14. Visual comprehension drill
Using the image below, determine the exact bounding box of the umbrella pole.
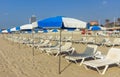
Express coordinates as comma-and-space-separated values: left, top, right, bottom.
32, 30, 35, 56
58, 29, 62, 74
95, 31, 97, 43
32, 30, 35, 57
32, 29, 35, 67
12, 32, 14, 45
72, 31, 73, 43
19, 31, 21, 49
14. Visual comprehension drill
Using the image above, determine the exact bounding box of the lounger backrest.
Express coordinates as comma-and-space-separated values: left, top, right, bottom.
113, 38, 120, 44
88, 37, 94, 41
84, 45, 98, 55
106, 48, 120, 62
40, 39, 44, 43
83, 37, 87, 41
61, 42, 72, 50
68, 36, 72, 39
102, 38, 109, 42
43, 40, 50, 44
48, 36, 53, 39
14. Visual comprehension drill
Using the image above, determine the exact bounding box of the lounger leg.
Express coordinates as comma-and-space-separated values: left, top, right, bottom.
83, 65, 89, 70
66, 59, 70, 63
102, 65, 108, 75
80, 58, 85, 66
46, 51, 53, 56
74, 60, 78, 64
93, 56, 96, 60
47, 52, 50, 55
55, 52, 60, 57
71, 48, 75, 54
67, 52, 71, 55
96, 65, 108, 75
65, 59, 77, 64
117, 63, 120, 67
96, 67, 101, 74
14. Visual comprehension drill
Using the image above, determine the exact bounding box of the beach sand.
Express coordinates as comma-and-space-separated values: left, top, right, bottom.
0, 33, 120, 77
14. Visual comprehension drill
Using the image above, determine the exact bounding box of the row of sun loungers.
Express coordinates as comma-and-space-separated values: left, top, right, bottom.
6, 34, 120, 47
74, 37, 120, 47
5, 35, 75, 56
4, 35, 120, 75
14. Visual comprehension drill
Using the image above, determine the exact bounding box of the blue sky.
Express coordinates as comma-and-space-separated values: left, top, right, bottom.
0, 0, 120, 29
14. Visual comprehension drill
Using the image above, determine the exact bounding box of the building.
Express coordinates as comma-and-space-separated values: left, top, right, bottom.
29, 15, 37, 24
90, 21, 98, 26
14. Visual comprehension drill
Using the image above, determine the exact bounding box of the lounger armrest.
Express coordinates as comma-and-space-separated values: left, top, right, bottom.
95, 51, 106, 59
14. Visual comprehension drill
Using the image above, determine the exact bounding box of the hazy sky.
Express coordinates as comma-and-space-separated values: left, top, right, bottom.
0, 0, 120, 29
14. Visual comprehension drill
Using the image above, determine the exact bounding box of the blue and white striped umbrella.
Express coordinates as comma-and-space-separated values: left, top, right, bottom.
52, 29, 58, 32
89, 26, 106, 31
37, 16, 87, 29
20, 24, 36, 30
0, 29, 2, 33
10, 26, 20, 32
66, 28, 76, 31
43, 29, 48, 33
33, 16, 87, 74
2, 30, 7, 33
2, 29, 10, 33
89, 26, 101, 31
10, 24, 37, 32
7, 29, 11, 33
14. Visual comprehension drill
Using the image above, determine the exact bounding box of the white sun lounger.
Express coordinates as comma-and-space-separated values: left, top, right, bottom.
86, 37, 95, 44
65, 45, 98, 65
33, 40, 51, 48
39, 41, 60, 53
104, 38, 120, 47
76, 37, 87, 43
97, 38, 109, 46
46, 42, 75, 56
83, 48, 120, 75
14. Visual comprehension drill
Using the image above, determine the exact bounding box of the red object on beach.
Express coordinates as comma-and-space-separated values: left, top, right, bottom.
81, 29, 86, 34
81, 29, 91, 35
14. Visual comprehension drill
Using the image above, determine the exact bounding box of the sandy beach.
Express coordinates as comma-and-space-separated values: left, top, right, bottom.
0, 33, 120, 77
0, 0, 120, 77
